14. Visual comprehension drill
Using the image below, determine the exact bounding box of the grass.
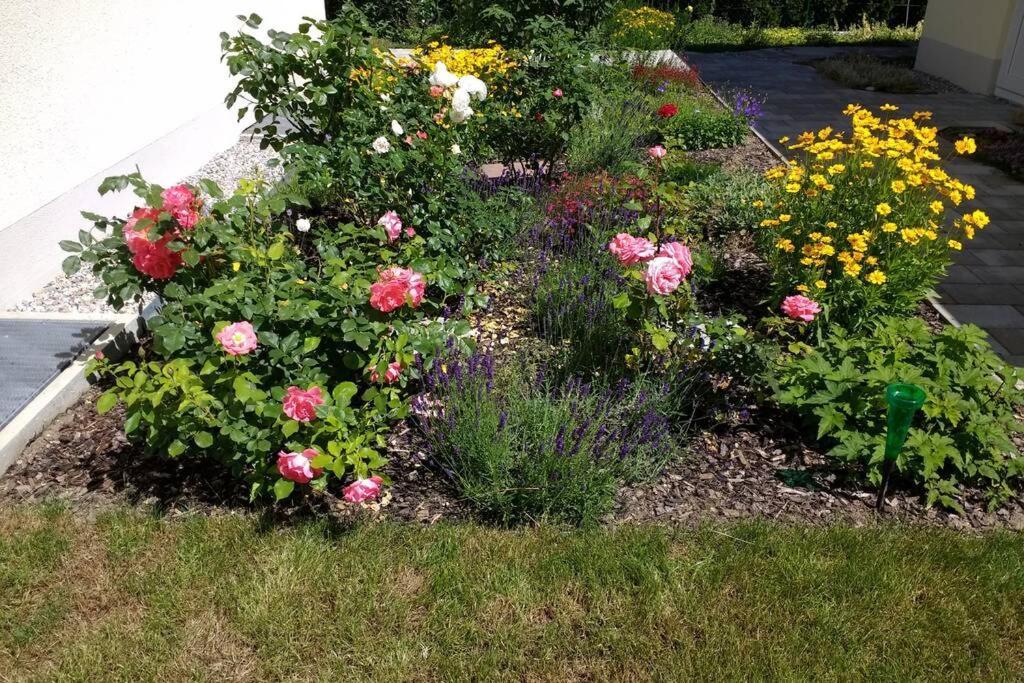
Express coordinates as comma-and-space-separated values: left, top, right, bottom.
2, 503, 1024, 680
810, 53, 932, 94
673, 18, 921, 53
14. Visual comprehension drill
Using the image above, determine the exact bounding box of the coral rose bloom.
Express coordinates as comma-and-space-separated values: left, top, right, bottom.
123, 207, 162, 254
370, 361, 402, 384
370, 267, 425, 312
161, 184, 200, 229
658, 241, 693, 279
277, 448, 322, 484
781, 295, 821, 322
608, 233, 656, 266
343, 475, 384, 503
645, 256, 684, 295
657, 103, 678, 118
282, 385, 324, 422
132, 236, 183, 280
216, 321, 258, 356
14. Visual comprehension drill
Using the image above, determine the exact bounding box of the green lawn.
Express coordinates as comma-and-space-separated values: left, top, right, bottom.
2, 504, 1023, 680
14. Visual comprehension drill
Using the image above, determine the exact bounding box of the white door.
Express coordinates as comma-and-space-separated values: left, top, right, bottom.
996, 0, 1024, 101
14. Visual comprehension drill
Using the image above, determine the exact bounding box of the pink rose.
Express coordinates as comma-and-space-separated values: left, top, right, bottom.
608, 233, 656, 266
781, 294, 821, 322
377, 211, 403, 243
404, 226, 416, 237
429, 85, 445, 97
370, 267, 425, 312
657, 242, 693, 280
343, 475, 383, 503
404, 135, 414, 145
277, 448, 322, 484
416, 130, 428, 140
161, 184, 200, 230
282, 385, 324, 422
645, 256, 684, 295
648, 145, 667, 160
216, 321, 258, 356
370, 361, 402, 384
552, 88, 563, 98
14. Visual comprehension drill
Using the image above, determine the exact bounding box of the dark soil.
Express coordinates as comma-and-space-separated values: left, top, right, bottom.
689, 133, 778, 174
941, 126, 1024, 183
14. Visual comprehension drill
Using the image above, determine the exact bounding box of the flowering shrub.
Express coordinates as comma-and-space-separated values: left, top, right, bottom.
775, 317, 1023, 511
632, 63, 701, 92
758, 105, 986, 330
412, 41, 518, 91
607, 6, 677, 48
68, 173, 474, 502
415, 353, 675, 525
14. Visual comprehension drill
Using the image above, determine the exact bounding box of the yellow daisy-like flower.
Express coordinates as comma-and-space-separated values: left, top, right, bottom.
827, 164, 846, 175
785, 182, 801, 193
929, 200, 944, 214
880, 103, 899, 111
752, 200, 765, 208
778, 136, 790, 144
779, 214, 792, 223
815, 280, 827, 289
775, 238, 795, 253
948, 239, 963, 251
971, 210, 990, 228
825, 221, 838, 229
875, 202, 892, 216
881, 221, 897, 233
861, 160, 875, 169
844, 262, 862, 277
954, 137, 977, 155
843, 103, 862, 115
796, 284, 810, 292
890, 180, 906, 193
865, 270, 887, 285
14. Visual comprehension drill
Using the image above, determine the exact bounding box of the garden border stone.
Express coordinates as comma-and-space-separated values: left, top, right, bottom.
0, 302, 157, 478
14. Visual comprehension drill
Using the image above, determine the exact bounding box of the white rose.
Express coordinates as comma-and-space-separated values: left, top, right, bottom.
295, 218, 311, 233
391, 119, 404, 136
457, 75, 487, 101
450, 105, 472, 124
450, 143, 461, 155
372, 136, 391, 154
429, 61, 458, 88
379, 93, 391, 102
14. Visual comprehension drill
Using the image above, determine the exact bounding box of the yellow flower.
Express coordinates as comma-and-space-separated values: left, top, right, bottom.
826, 221, 838, 229
971, 210, 990, 228
815, 280, 827, 289
875, 202, 892, 216
778, 136, 790, 144
785, 182, 801, 193
890, 180, 906, 193
843, 104, 862, 115
948, 239, 963, 251
880, 103, 899, 111
954, 137, 977, 155
844, 262, 863, 277
827, 164, 846, 175
861, 160, 875, 169
752, 200, 765, 208
881, 221, 897, 233
929, 200, 943, 214
775, 238, 795, 253
865, 270, 887, 285
232, 262, 241, 272
779, 214, 792, 223
796, 284, 810, 293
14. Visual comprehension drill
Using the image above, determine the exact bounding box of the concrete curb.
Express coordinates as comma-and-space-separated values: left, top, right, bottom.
680, 50, 967, 332
0, 305, 154, 479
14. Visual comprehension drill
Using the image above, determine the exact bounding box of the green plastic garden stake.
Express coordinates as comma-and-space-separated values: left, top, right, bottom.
876, 383, 926, 510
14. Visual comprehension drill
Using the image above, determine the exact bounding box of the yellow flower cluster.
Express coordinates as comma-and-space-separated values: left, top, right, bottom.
758, 105, 990, 310
411, 41, 518, 85
610, 6, 676, 43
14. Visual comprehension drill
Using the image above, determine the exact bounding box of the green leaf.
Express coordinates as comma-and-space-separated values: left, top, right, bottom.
282, 420, 300, 437
612, 292, 631, 310
302, 336, 321, 353
96, 392, 118, 414
267, 242, 285, 260
194, 431, 214, 448
333, 381, 358, 407
62, 256, 81, 275
168, 440, 186, 457
273, 478, 295, 500
59, 240, 82, 252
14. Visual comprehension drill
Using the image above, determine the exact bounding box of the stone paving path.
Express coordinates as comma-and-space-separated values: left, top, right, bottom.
686, 46, 1024, 365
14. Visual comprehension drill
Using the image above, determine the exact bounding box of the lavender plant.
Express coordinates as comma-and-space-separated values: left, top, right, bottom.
414, 353, 675, 526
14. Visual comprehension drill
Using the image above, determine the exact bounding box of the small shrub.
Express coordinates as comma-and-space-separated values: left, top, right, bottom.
662, 156, 721, 185
566, 85, 654, 174
416, 355, 676, 525
606, 5, 677, 49
658, 96, 747, 151
811, 54, 929, 94
757, 106, 989, 331
682, 170, 769, 239
774, 317, 1024, 511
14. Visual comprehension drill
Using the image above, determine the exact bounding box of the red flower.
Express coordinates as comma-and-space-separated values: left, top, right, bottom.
657, 103, 678, 118
534, 112, 545, 122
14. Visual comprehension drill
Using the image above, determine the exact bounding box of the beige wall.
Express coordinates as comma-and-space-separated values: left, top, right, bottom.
0, 1, 323, 306
915, 0, 1016, 93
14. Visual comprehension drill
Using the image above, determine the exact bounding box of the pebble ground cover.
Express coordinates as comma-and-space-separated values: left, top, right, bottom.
3, 3, 1024, 678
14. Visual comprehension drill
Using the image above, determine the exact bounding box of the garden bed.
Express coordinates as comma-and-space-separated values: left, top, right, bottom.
5, 9, 1022, 537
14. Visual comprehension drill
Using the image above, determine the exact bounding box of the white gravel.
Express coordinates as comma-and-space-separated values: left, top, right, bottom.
12, 137, 280, 315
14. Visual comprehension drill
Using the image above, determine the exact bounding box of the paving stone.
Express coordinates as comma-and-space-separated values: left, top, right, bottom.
939, 305, 1024, 328
936, 284, 1024, 305
989, 328, 1024, 355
